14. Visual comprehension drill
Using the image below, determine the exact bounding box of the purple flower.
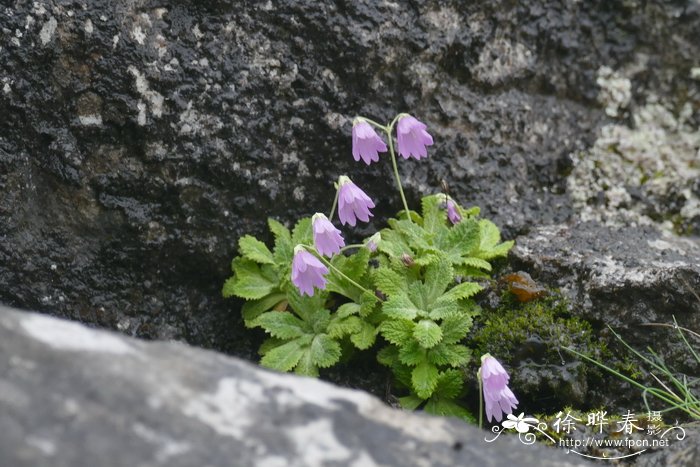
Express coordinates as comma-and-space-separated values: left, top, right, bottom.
291, 247, 329, 297
396, 115, 434, 160
352, 119, 387, 165
337, 176, 375, 226
480, 354, 518, 423
365, 232, 381, 252
446, 200, 461, 225
312, 213, 345, 257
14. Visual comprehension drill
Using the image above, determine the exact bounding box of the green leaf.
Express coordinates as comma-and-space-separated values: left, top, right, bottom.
398, 340, 425, 366
222, 276, 238, 298
359, 292, 378, 317
327, 315, 363, 339
427, 343, 471, 367
460, 257, 492, 271
434, 369, 465, 399
241, 293, 287, 324
336, 303, 361, 318
291, 217, 313, 246
379, 320, 415, 345
252, 311, 308, 339
440, 314, 474, 344
377, 228, 413, 258
424, 259, 453, 304
377, 345, 399, 367
373, 268, 406, 297
441, 281, 483, 301
350, 321, 377, 350
269, 218, 293, 265
424, 399, 475, 422
229, 258, 277, 299
383, 294, 421, 320
477, 219, 500, 250
476, 240, 514, 260
421, 194, 448, 235
286, 287, 326, 322
327, 248, 370, 300
446, 219, 480, 258
399, 395, 424, 411
294, 350, 319, 377
238, 235, 275, 264
412, 361, 439, 399
310, 334, 342, 368
308, 309, 332, 334
389, 219, 432, 252
259, 337, 284, 356
260, 340, 305, 372
413, 320, 443, 349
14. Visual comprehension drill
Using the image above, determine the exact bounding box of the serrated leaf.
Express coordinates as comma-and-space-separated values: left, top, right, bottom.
383, 294, 420, 320
238, 235, 275, 264
310, 334, 342, 368
446, 218, 480, 258
379, 320, 415, 345
241, 293, 287, 324
350, 321, 377, 350
390, 219, 432, 252
258, 337, 284, 356
442, 281, 483, 301
476, 240, 514, 260
398, 340, 425, 366
434, 369, 464, 399
269, 218, 291, 243
359, 292, 378, 317
424, 259, 453, 304
377, 345, 399, 367
377, 228, 413, 258
327, 249, 370, 300
336, 303, 361, 318
291, 217, 313, 246
373, 268, 406, 297
286, 287, 326, 322
229, 258, 277, 299
253, 311, 308, 339
269, 218, 294, 266
260, 340, 305, 372
440, 314, 473, 344
424, 399, 475, 422
327, 315, 363, 339
412, 361, 439, 399
222, 276, 238, 298
294, 350, 319, 377
461, 257, 492, 271
428, 299, 461, 320
399, 395, 424, 410
413, 320, 443, 349
308, 309, 332, 334
421, 194, 448, 235
427, 343, 471, 367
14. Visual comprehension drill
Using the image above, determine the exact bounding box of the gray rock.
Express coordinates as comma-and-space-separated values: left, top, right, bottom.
1, 0, 698, 351
0, 305, 590, 467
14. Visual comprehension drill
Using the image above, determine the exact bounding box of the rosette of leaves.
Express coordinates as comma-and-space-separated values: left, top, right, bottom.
222, 217, 378, 376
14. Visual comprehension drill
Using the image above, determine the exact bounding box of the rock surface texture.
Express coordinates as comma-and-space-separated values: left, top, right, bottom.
1, 1, 699, 353
0, 306, 591, 467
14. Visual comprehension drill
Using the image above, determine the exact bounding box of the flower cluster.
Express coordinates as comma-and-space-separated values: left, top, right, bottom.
291, 113, 434, 297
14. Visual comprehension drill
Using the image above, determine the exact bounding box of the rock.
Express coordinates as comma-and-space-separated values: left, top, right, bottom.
634, 422, 700, 467
1, 1, 699, 352
510, 221, 700, 407
0, 305, 590, 467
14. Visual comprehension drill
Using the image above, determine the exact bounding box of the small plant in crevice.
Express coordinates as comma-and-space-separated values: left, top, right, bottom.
223, 112, 514, 421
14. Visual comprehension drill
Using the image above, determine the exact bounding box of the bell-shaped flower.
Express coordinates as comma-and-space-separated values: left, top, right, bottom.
312, 213, 345, 257
352, 119, 387, 165
337, 176, 375, 226
446, 200, 462, 225
480, 353, 519, 423
396, 115, 434, 160
291, 246, 329, 297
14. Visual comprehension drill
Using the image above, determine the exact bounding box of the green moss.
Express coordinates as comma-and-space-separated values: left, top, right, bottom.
473, 292, 606, 363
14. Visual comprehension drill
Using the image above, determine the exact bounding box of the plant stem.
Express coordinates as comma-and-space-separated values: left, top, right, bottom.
328, 183, 340, 221
359, 117, 387, 132
386, 116, 412, 222
478, 370, 483, 429
338, 243, 366, 253
306, 247, 381, 303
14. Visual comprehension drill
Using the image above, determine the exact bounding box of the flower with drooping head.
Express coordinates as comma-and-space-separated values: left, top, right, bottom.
291, 246, 329, 297
337, 176, 375, 226
480, 353, 519, 423
396, 114, 434, 160
312, 213, 345, 257
352, 119, 387, 165
446, 199, 461, 225
365, 232, 381, 252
